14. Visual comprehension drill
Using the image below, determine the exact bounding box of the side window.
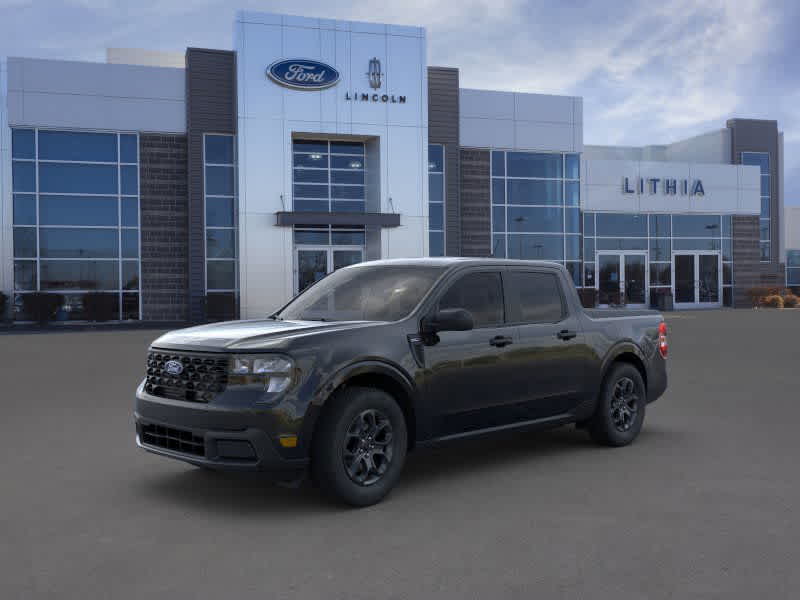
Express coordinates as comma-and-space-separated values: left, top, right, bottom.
439, 272, 504, 328
508, 271, 565, 324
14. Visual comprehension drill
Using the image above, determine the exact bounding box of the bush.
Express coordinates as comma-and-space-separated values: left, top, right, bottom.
762, 295, 784, 308
22, 293, 64, 324
83, 292, 118, 322
782, 294, 799, 308
0, 292, 7, 322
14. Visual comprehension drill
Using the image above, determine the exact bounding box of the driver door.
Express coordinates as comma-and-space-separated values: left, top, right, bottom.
421, 269, 520, 437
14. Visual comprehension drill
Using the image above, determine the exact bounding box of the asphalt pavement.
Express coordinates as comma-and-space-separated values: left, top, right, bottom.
1, 308, 799, 599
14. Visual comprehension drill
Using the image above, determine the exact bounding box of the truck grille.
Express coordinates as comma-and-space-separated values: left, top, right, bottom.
140, 424, 205, 457
145, 350, 229, 403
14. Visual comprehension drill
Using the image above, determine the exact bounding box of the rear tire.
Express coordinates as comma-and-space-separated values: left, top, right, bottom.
588, 363, 646, 447
312, 386, 407, 507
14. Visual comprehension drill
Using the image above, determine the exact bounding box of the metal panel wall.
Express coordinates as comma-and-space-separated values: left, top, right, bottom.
427, 67, 460, 256
186, 48, 237, 322
459, 149, 491, 257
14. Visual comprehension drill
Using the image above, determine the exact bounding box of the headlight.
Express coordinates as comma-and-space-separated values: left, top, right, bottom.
228, 354, 295, 393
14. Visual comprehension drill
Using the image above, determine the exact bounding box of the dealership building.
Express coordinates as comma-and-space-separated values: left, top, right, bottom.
0, 10, 795, 322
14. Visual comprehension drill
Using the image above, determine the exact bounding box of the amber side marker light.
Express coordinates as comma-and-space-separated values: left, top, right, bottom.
279, 435, 298, 448
658, 322, 668, 358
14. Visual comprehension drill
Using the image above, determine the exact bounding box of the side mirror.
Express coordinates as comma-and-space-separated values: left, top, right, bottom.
422, 308, 474, 333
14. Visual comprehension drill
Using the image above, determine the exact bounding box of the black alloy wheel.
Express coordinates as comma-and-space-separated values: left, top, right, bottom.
342, 409, 395, 486
610, 377, 639, 433
588, 363, 646, 446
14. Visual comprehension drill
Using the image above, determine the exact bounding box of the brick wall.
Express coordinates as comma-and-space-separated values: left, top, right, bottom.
139, 134, 189, 321
459, 149, 491, 257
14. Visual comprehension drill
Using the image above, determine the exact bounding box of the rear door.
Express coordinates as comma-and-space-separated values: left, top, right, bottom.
503, 268, 591, 418
422, 269, 520, 437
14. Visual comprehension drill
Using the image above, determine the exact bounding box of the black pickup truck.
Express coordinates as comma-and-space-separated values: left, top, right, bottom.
135, 258, 668, 506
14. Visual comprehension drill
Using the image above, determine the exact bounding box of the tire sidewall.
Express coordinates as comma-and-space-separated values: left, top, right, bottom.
597, 364, 646, 446
313, 387, 408, 506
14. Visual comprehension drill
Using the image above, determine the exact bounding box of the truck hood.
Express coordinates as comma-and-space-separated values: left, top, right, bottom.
150, 318, 381, 352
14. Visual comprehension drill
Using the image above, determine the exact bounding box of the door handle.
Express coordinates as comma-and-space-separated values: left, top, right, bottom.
557, 329, 577, 341
489, 335, 513, 347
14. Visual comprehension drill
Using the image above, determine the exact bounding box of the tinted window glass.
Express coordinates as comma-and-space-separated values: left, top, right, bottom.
508, 271, 564, 323
13, 194, 36, 225
331, 155, 363, 169
673, 214, 721, 237
331, 185, 364, 200
293, 140, 328, 154
120, 134, 138, 163
565, 181, 579, 206
429, 203, 443, 230
429, 232, 444, 258
206, 166, 235, 195
492, 235, 506, 258
507, 234, 564, 260
123, 293, 140, 320
38, 131, 117, 162
294, 168, 328, 184
13, 227, 37, 258
206, 229, 236, 258
40, 260, 119, 290
565, 208, 580, 233
294, 229, 329, 245
507, 153, 562, 178
122, 261, 139, 290
12, 129, 35, 159
294, 184, 329, 199
332, 170, 364, 185
40, 228, 118, 258
649, 214, 671, 237
12, 161, 36, 192
14, 261, 37, 291
331, 230, 365, 245
121, 198, 139, 227
121, 165, 138, 195
332, 201, 365, 212
583, 213, 595, 236
565, 154, 580, 179
205, 135, 234, 164
493, 206, 505, 232
507, 180, 562, 205
721, 215, 732, 237
565, 235, 580, 260
439, 272, 504, 328
207, 260, 237, 290
428, 173, 443, 203
596, 213, 647, 237
491, 151, 505, 177
330, 141, 364, 155
206, 197, 234, 227
596, 238, 647, 251
39, 163, 118, 194
428, 145, 444, 172
40, 195, 118, 226
507, 206, 563, 233
492, 179, 505, 205
121, 229, 139, 258
649, 238, 671, 261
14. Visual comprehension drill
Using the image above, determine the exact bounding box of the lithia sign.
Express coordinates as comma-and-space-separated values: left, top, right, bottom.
267, 57, 406, 103
623, 177, 705, 196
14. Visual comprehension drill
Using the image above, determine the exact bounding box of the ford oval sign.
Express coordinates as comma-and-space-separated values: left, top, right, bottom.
164, 360, 184, 376
267, 59, 340, 90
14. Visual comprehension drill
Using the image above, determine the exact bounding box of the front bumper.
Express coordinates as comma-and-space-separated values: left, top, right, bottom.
134, 386, 309, 476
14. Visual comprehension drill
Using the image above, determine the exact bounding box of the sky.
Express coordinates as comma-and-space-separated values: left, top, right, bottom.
1, 0, 798, 204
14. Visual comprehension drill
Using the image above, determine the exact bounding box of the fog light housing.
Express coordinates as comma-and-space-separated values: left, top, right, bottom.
228, 354, 295, 394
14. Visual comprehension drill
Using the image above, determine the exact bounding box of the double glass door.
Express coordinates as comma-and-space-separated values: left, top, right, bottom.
296, 247, 363, 294
597, 252, 647, 308
673, 252, 721, 308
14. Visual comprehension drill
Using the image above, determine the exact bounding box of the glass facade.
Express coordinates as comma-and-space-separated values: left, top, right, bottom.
742, 152, 771, 261
204, 134, 238, 299
490, 150, 581, 286
428, 144, 445, 257
11, 128, 141, 320
583, 212, 733, 306
788, 250, 800, 287
292, 140, 365, 213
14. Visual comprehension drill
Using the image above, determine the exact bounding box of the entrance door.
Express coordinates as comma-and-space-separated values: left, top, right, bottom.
295, 247, 364, 294
596, 252, 648, 308
672, 252, 721, 308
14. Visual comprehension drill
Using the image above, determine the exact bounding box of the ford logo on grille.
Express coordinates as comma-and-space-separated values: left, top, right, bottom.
267, 59, 340, 90
164, 360, 184, 376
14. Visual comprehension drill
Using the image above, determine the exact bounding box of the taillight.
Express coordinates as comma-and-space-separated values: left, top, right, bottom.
658, 321, 668, 358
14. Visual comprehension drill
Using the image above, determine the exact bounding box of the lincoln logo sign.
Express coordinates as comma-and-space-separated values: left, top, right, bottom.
267, 59, 340, 90
623, 177, 705, 196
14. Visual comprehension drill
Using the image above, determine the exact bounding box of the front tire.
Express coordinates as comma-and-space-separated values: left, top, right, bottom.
312, 386, 407, 507
588, 363, 646, 446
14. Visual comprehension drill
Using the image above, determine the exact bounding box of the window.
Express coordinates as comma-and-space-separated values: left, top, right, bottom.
742, 152, 770, 261
428, 144, 445, 256
292, 140, 365, 212
491, 150, 581, 279
204, 134, 238, 296
507, 271, 565, 323
439, 272, 504, 328
788, 250, 800, 287
11, 128, 140, 320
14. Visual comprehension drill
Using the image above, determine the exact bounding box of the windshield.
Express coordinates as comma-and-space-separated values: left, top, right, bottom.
276, 265, 446, 322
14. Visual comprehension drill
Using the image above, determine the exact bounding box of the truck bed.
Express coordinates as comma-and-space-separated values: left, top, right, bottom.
584, 308, 660, 320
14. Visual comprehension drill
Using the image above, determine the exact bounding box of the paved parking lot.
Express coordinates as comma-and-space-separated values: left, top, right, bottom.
2, 309, 800, 599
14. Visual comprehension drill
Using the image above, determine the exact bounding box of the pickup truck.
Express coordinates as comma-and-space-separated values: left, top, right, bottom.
135, 258, 668, 506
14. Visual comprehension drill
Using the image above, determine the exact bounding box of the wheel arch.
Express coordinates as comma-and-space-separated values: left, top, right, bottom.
302, 361, 419, 451
601, 343, 648, 393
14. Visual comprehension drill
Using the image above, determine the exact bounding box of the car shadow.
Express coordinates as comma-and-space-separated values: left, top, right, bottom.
136, 423, 685, 514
